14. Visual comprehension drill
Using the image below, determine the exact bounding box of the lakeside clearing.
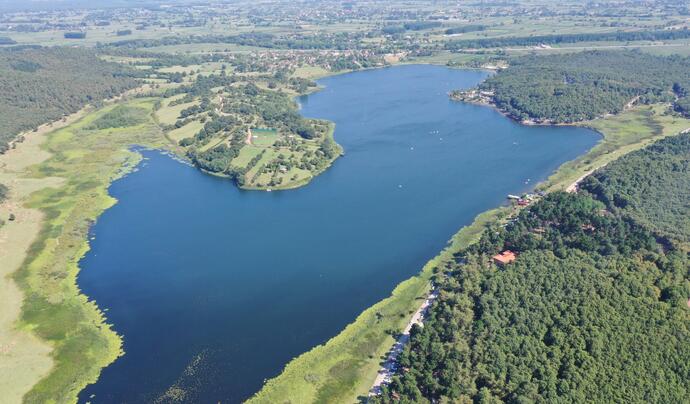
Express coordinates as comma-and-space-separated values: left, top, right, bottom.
5, 98, 165, 403
543, 104, 690, 191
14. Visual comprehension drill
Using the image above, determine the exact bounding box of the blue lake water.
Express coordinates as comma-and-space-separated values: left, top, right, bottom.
77, 65, 599, 403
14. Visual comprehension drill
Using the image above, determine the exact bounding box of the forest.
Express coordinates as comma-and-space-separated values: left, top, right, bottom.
374, 134, 690, 403
445, 28, 690, 50
106, 32, 364, 51
581, 132, 690, 244
475, 51, 690, 123
0, 46, 139, 153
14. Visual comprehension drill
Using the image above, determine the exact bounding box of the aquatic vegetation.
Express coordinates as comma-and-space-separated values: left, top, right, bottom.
14, 99, 164, 403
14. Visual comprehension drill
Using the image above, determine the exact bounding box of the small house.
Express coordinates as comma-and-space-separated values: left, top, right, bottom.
492, 250, 517, 266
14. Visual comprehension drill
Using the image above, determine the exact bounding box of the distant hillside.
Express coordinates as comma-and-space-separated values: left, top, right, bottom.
0, 46, 138, 153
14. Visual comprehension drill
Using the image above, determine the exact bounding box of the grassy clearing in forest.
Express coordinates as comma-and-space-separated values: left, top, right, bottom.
541, 104, 690, 191
155, 97, 200, 126
167, 119, 204, 143
12, 98, 164, 403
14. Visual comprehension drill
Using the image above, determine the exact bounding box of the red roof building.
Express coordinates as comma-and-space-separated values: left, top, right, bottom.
492, 250, 517, 266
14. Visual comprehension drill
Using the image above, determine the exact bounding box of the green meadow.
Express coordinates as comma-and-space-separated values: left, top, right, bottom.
14, 99, 165, 403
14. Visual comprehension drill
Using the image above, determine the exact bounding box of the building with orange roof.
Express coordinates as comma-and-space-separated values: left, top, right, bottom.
492, 250, 517, 266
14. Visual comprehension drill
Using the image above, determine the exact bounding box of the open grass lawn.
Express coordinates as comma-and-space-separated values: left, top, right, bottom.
231, 144, 264, 167
155, 97, 200, 126
250, 128, 279, 147
167, 119, 203, 143
293, 65, 331, 79
244, 148, 278, 179
198, 135, 226, 152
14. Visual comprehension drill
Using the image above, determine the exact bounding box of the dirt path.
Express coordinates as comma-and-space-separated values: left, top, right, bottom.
245, 127, 253, 145
0, 109, 87, 403
565, 169, 596, 193
369, 289, 439, 396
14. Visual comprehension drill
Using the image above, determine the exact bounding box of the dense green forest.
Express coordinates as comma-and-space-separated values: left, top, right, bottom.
105, 32, 364, 51
475, 51, 690, 122
374, 135, 690, 403
0, 46, 139, 153
581, 133, 690, 243
445, 28, 690, 50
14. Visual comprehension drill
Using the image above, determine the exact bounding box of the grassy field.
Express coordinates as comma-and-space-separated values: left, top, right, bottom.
0, 108, 92, 404
10, 99, 165, 403
167, 120, 203, 143
541, 104, 690, 191
249, 128, 279, 147
155, 97, 200, 126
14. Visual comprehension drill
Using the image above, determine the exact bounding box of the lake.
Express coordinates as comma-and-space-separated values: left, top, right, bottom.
77, 65, 599, 403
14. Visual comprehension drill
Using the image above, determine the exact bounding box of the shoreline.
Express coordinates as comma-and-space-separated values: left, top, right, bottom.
363, 101, 690, 397
0, 107, 91, 403
6, 63, 689, 403
198, 122, 343, 192
4, 98, 166, 403
251, 95, 690, 402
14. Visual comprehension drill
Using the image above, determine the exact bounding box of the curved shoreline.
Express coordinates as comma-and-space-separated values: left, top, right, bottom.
0, 108, 90, 403
4, 99, 166, 403
250, 99, 690, 402
7, 63, 689, 403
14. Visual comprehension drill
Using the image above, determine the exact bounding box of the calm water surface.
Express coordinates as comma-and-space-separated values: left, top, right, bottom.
77, 65, 599, 403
